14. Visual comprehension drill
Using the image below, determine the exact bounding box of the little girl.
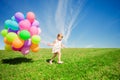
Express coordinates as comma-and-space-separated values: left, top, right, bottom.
48, 33, 65, 64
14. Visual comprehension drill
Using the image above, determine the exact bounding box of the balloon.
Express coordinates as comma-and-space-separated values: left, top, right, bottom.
30, 43, 39, 50
32, 35, 41, 44
1, 29, 8, 37
29, 26, 38, 36
24, 39, 31, 47
5, 44, 12, 50
27, 12, 35, 23
11, 16, 16, 21
31, 47, 39, 52
1, 12, 41, 55
6, 32, 18, 42
8, 28, 18, 33
12, 46, 22, 51
38, 28, 41, 35
32, 20, 40, 27
12, 38, 24, 48
4, 37, 12, 45
21, 47, 30, 55
15, 12, 24, 22
9, 21, 19, 30
4, 20, 11, 29
19, 19, 31, 30
19, 30, 30, 40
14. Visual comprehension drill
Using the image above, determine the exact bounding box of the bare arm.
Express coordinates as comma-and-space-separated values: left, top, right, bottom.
47, 40, 56, 46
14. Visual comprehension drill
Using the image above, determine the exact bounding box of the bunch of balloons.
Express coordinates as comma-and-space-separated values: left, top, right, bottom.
1, 12, 41, 55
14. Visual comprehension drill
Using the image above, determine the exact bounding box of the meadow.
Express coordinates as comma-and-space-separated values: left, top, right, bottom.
0, 48, 120, 80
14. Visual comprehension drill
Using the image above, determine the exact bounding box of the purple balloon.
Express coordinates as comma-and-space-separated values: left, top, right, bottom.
8, 28, 18, 33
24, 39, 31, 47
32, 20, 40, 27
21, 47, 30, 55
15, 12, 24, 22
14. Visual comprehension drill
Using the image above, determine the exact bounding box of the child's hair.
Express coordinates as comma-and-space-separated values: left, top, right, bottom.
57, 33, 63, 38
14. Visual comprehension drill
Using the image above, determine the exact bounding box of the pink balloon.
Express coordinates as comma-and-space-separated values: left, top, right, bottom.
38, 28, 41, 35
19, 19, 31, 30
21, 47, 30, 55
32, 20, 39, 27
29, 26, 38, 36
27, 12, 35, 23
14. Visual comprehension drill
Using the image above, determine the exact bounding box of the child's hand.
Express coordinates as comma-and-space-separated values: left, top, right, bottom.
47, 43, 52, 46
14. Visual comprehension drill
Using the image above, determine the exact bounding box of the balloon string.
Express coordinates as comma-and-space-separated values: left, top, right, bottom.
41, 40, 48, 45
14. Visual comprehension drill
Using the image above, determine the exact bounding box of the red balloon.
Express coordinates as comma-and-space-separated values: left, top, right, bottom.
27, 12, 35, 23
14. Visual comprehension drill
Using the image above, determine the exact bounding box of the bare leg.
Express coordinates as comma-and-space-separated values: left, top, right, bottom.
58, 52, 61, 62
49, 53, 57, 64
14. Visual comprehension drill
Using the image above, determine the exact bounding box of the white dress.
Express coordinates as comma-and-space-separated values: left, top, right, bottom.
52, 39, 62, 53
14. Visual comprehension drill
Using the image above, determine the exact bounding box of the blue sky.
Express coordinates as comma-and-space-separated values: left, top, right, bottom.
0, 0, 120, 49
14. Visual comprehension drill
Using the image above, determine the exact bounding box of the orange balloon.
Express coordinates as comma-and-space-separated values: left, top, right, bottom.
31, 47, 39, 52
30, 43, 39, 49
12, 38, 24, 48
4, 37, 12, 45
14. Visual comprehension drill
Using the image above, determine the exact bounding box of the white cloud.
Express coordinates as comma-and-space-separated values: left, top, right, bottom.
55, 0, 86, 43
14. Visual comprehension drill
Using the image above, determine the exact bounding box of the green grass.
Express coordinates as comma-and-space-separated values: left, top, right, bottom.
0, 48, 120, 80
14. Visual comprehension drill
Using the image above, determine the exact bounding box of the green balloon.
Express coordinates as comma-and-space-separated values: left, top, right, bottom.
32, 35, 41, 44
6, 32, 18, 42
19, 30, 30, 40
1, 29, 8, 37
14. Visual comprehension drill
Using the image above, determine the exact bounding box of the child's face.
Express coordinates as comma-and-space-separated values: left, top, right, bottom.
57, 36, 63, 41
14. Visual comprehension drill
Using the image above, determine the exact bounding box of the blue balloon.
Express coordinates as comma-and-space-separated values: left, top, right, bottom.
11, 16, 16, 21
9, 21, 19, 30
4, 20, 12, 29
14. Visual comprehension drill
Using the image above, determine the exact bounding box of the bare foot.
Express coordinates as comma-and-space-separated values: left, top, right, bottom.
58, 61, 63, 64
49, 60, 53, 64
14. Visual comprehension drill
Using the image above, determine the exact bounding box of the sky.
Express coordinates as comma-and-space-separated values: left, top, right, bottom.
0, 0, 120, 49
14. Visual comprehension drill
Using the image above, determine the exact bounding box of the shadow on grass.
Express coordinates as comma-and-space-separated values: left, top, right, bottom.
2, 57, 33, 65
46, 59, 57, 64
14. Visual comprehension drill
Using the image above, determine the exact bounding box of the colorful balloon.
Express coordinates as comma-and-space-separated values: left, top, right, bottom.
11, 16, 16, 21
27, 12, 35, 23
8, 28, 18, 33
15, 12, 24, 22
32, 35, 41, 44
1, 12, 41, 55
19, 30, 30, 40
19, 19, 31, 30
31, 47, 39, 52
4, 20, 11, 29
9, 21, 19, 30
21, 46, 30, 55
4, 37, 12, 45
12, 38, 24, 48
29, 26, 38, 36
24, 39, 31, 47
12, 46, 22, 51
6, 32, 18, 42
1, 29, 8, 37
30, 43, 39, 50
32, 20, 40, 27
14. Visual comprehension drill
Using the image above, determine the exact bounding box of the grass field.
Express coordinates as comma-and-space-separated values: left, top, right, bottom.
0, 48, 120, 80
